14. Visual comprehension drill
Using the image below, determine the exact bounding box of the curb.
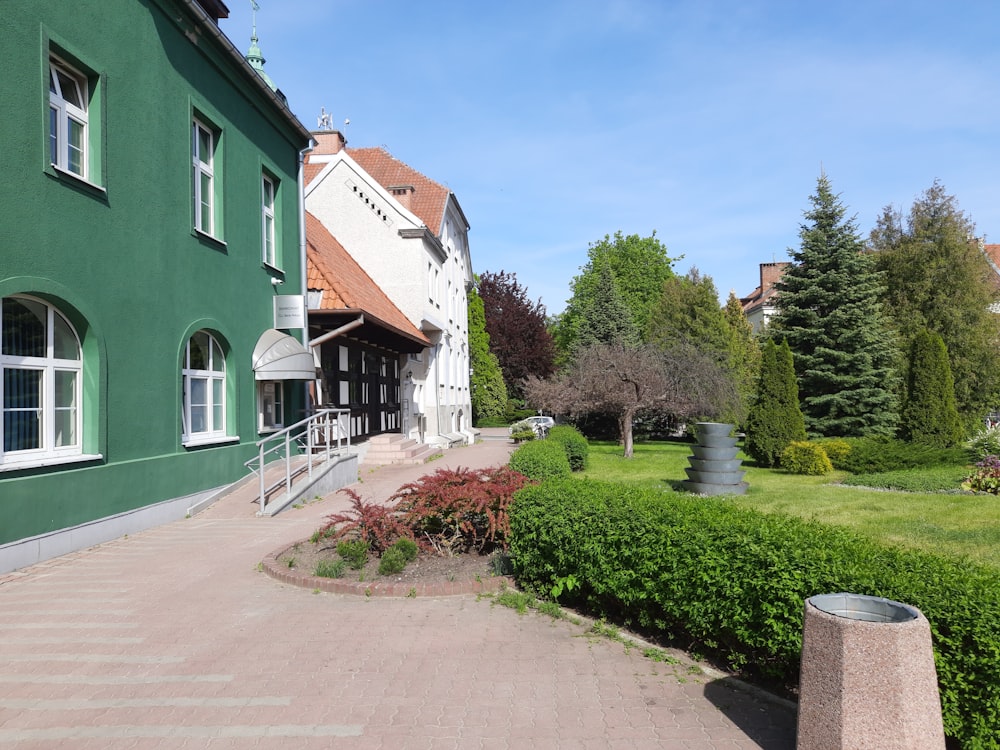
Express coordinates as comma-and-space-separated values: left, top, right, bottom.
261, 542, 515, 598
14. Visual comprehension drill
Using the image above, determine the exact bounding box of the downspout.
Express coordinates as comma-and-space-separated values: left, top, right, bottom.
298, 138, 315, 412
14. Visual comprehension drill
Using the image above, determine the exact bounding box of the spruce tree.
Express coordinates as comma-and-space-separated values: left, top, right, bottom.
899, 329, 963, 447
771, 175, 899, 437
744, 339, 806, 467
572, 256, 640, 351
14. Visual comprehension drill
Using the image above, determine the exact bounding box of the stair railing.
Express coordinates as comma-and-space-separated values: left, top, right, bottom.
244, 408, 351, 514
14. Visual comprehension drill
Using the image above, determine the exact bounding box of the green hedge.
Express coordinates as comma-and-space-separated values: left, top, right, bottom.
547, 425, 589, 471
508, 439, 571, 480
508, 477, 1000, 748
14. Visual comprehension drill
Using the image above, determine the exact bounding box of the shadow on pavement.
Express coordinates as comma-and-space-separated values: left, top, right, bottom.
703, 677, 797, 750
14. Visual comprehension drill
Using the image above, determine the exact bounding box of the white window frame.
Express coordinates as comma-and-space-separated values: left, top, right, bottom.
192, 119, 216, 236
262, 174, 277, 268
181, 331, 228, 445
257, 380, 284, 432
49, 57, 88, 178
1, 296, 83, 466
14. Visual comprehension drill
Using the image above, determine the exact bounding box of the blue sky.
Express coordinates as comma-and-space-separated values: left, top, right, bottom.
220, 0, 1000, 314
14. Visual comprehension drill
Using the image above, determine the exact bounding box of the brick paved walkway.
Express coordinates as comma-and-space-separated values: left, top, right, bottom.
0, 430, 797, 748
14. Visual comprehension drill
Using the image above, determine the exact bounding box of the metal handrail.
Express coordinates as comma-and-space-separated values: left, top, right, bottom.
244, 408, 351, 514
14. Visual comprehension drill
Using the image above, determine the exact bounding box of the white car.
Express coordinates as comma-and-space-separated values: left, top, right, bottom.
509, 416, 556, 435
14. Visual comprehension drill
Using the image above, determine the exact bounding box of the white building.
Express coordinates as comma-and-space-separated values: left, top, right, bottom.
305, 131, 474, 447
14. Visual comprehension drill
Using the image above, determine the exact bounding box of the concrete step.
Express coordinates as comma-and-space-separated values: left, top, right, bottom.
361, 433, 440, 466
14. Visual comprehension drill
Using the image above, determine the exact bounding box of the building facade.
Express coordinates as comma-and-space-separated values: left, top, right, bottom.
305, 133, 474, 447
740, 261, 791, 333
1, 0, 312, 571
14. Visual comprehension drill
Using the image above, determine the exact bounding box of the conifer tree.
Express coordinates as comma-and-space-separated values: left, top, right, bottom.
771, 175, 899, 437
468, 289, 508, 423
647, 268, 730, 355
571, 256, 640, 351
723, 290, 761, 426
744, 339, 806, 467
899, 329, 963, 447
870, 181, 1000, 432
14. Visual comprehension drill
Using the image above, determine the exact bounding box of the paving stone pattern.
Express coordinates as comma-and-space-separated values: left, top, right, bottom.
0, 430, 796, 748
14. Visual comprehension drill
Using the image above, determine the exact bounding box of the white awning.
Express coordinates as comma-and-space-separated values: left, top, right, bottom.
252, 329, 316, 381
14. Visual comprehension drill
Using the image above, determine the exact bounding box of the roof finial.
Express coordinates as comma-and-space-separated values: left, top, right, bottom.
246, 1, 276, 91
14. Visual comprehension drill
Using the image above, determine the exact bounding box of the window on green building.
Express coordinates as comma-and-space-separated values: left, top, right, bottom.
49, 57, 89, 179
192, 118, 220, 238
1, 296, 82, 463
181, 330, 227, 443
262, 173, 279, 268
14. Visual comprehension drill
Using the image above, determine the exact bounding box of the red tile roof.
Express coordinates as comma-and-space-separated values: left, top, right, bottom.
347, 147, 450, 236
306, 212, 429, 346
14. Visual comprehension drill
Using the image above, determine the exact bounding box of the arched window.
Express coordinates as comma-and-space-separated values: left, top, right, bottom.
181, 330, 226, 442
1, 296, 82, 462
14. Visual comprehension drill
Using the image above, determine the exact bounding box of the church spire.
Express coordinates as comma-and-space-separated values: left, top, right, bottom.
246, 1, 276, 91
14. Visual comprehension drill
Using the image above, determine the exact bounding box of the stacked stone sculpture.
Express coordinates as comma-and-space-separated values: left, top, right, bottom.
681, 422, 747, 495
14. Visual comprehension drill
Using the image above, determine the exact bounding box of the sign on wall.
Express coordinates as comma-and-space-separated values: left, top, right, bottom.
273, 295, 305, 329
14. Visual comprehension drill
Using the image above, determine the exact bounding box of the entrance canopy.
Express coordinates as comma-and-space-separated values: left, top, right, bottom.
252, 329, 316, 380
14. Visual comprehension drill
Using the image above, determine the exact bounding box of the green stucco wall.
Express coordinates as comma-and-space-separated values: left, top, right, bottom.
1, 0, 311, 545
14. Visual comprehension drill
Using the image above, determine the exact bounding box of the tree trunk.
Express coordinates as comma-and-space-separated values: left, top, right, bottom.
619, 409, 635, 458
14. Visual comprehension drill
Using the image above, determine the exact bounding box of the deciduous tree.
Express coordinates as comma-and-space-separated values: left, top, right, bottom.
555, 231, 677, 354
524, 341, 738, 458
771, 175, 899, 437
477, 271, 555, 399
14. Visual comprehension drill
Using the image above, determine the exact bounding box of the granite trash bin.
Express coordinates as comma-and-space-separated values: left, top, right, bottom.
796, 592, 945, 750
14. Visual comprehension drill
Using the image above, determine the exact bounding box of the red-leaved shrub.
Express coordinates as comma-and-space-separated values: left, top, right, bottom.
391, 466, 533, 555
312, 488, 410, 554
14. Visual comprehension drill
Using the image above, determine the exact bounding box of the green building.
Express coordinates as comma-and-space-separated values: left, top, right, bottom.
1, 0, 315, 571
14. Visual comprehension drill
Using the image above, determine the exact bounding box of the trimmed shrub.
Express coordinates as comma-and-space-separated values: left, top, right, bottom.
836, 438, 967, 474
509, 438, 571, 480
378, 546, 408, 575
508, 477, 1000, 748
390, 537, 419, 562
967, 425, 1000, 461
780, 441, 832, 475
815, 438, 851, 468
510, 429, 536, 444
547, 425, 589, 471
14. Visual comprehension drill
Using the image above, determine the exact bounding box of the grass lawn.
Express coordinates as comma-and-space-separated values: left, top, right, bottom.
582, 440, 1000, 568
